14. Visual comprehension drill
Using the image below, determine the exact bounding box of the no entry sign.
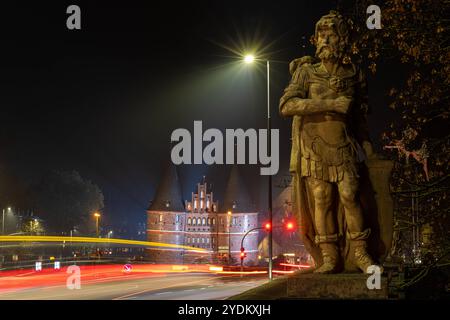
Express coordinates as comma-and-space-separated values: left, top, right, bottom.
123, 264, 132, 273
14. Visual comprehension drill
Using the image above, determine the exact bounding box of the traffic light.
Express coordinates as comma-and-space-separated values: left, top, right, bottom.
240, 247, 246, 260
264, 222, 271, 231
285, 220, 295, 231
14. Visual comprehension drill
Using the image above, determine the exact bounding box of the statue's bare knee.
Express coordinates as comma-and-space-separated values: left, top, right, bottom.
307, 178, 333, 234
339, 186, 357, 208
338, 178, 363, 232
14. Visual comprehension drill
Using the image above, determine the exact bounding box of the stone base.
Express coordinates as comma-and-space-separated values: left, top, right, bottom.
287, 272, 388, 299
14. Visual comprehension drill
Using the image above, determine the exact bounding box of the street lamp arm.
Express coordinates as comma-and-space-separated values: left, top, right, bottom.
240, 226, 264, 251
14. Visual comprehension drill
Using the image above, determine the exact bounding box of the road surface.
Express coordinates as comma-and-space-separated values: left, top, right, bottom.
0, 272, 268, 300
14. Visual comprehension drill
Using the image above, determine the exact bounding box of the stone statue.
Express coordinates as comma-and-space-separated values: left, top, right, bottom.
279, 11, 392, 273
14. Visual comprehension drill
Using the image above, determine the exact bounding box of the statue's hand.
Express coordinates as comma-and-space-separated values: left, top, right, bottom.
332, 96, 352, 114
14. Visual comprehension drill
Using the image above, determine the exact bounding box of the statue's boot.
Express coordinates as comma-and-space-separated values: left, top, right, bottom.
353, 240, 378, 273
348, 229, 383, 273
314, 242, 339, 274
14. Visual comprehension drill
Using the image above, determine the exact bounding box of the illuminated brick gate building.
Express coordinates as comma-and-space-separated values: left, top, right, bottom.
146, 165, 259, 265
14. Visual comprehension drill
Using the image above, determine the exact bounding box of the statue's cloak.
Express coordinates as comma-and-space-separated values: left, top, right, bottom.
280, 56, 394, 271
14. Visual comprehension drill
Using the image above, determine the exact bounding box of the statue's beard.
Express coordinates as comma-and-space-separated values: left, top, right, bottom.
316, 45, 340, 61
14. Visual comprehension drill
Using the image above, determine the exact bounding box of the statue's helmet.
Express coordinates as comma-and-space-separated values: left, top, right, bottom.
313, 10, 350, 58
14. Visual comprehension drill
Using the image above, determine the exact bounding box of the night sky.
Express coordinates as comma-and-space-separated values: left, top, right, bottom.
0, 1, 396, 235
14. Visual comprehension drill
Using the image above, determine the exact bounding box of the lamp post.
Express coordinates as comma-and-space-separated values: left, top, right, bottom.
94, 212, 100, 238
2, 209, 4, 235
244, 55, 273, 281
227, 210, 232, 265
93, 212, 101, 259
2, 207, 12, 235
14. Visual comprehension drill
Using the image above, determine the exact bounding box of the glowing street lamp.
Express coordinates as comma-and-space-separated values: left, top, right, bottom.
93, 212, 101, 238
243, 54, 273, 281
244, 54, 255, 64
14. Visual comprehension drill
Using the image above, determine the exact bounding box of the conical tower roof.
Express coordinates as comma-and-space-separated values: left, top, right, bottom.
223, 165, 254, 213
148, 164, 184, 212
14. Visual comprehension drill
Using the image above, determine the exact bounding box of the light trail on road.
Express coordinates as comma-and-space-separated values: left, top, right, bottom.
0, 235, 206, 252
0, 264, 268, 300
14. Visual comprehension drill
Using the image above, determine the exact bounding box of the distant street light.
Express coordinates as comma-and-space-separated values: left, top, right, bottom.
94, 212, 101, 238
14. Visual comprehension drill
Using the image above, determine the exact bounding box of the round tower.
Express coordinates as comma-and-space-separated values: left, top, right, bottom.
146, 164, 186, 263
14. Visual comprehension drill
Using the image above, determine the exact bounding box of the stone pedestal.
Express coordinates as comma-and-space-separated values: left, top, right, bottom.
287, 273, 388, 299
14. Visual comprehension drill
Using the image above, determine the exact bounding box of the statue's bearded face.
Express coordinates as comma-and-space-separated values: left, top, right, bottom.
315, 27, 340, 61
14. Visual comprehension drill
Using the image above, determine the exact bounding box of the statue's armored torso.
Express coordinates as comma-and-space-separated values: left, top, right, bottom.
299, 62, 365, 182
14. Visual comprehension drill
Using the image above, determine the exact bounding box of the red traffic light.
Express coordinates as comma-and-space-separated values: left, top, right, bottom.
240, 247, 246, 259
286, 221, 295, 231
264, 223, 271, 231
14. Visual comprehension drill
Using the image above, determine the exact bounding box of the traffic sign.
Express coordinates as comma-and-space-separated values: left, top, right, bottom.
123, 264, 132, 273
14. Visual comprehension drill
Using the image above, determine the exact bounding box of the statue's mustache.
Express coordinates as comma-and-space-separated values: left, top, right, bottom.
316, 44, 340, 59
316, 44, 334, 53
